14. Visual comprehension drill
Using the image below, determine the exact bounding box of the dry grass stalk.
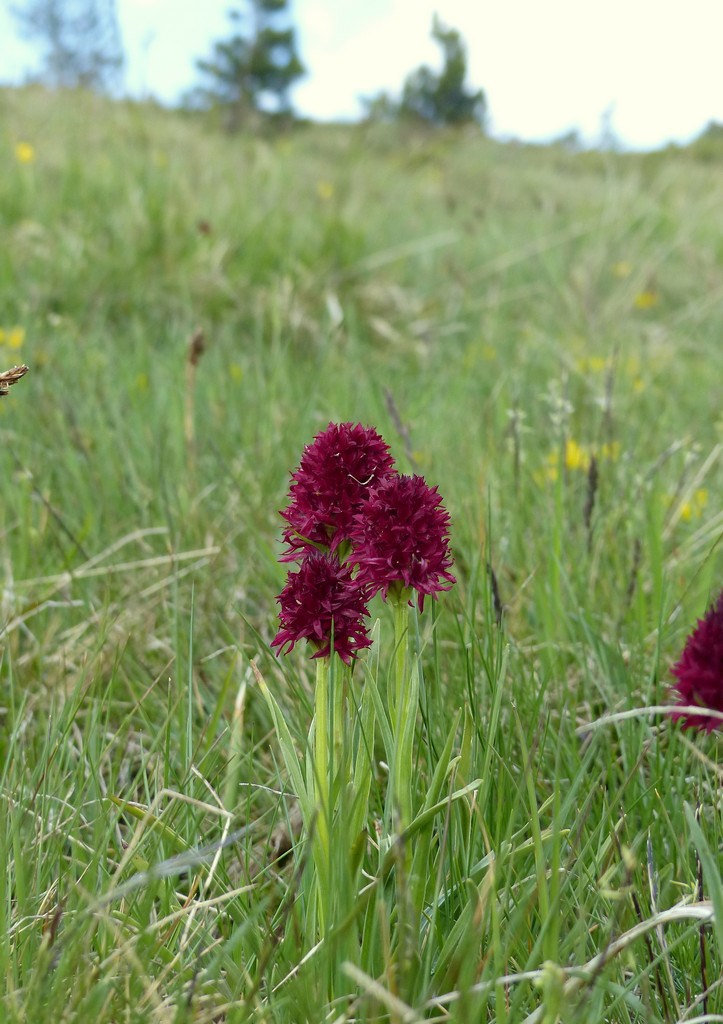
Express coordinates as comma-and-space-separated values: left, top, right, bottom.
184, 329, 207, 465
0, 363, 29, 395
383, 387, 419, 470
583, 453, 598, 550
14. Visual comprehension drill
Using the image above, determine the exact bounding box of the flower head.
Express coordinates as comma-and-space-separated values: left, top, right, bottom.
350, 474, 455, 610
6, 327, 25, 350
14, 142, 34, 164
272, 550, 372, 664
281, 422, 395, 559
565, 439, 590, 472
670, 589, 723, 731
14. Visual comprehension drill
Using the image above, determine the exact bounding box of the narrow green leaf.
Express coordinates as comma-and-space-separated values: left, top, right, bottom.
684, 802, 723, 958
251, 660, 310, 820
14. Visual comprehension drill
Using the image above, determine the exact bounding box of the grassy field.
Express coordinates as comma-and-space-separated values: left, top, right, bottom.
1, 85, 723, 1022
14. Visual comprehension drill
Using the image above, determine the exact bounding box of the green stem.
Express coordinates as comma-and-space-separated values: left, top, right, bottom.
314, 655, 331, 930
332, 662, 346, 784
391, 588, 413, 829
392, 589, 410, 722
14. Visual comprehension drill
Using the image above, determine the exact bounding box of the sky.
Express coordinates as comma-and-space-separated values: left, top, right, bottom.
3, 0, 723, 150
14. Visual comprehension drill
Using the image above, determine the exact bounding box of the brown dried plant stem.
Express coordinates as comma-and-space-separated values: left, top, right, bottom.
184, 330, 206, 471
0, 363, 29, 395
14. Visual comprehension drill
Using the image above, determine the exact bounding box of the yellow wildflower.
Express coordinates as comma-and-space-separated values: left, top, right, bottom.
0, 327, 25, 348
680, 489, 708, 522
229, 363, 243, 382
462, 346, 475, 371
599, 441, 621, 462
565, 439, 590, 472
411, 449, 428, 467
462, 343, 496, 370
538, 437, 619, 486
533, 455, 559, 485
634, 290, 659, 310
135, 372, 149, 392
612, 260, 632, 278
316, 180, 334, 201
576, 355, 609, 374
14, 142, 35, 164
7, 327, 25, 350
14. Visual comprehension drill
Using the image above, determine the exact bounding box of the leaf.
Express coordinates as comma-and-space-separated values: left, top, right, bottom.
684, 802, 723, 958
107, 796, 189, 855
251, 660, 311, 822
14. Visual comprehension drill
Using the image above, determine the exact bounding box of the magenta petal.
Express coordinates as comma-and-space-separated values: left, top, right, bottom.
670, 589, 723, 732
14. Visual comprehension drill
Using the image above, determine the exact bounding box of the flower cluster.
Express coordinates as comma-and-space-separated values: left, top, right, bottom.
273, 422, 455, 662
271, 551, 372, 664
670, 589, 723, 732
281, 422, 394, 559
350, 474, 455, 611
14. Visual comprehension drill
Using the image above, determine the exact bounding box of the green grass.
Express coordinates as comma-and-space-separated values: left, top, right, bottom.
1, 84, 723, 1022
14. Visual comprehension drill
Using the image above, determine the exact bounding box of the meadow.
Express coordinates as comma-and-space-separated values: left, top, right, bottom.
1, 86, 723, 1022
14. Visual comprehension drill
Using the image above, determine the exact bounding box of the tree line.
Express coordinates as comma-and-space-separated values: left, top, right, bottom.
9, 0, 487, 129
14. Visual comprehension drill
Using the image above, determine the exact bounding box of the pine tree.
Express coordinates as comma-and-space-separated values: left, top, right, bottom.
11, 0, 124, 93
194, 1, 304, 127
400, 17, 486, 128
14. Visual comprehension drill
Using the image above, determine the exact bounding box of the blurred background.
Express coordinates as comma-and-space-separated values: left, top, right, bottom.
3, 0, 723, 149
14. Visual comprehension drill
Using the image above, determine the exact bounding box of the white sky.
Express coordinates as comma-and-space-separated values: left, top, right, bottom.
2, 0, 723, 149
